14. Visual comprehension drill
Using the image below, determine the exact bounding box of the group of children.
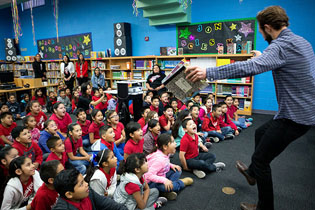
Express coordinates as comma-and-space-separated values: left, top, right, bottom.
0, 81, 253, 210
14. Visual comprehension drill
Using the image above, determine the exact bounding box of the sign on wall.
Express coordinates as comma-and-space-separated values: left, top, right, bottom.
37, 33, 93, 60
177, 18, 256, 54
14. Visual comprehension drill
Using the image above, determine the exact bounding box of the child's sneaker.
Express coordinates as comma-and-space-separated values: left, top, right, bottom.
214, 162, 226, 172
160, 192, 177, 201
225, 134, 234, 140
246, 122, 252, 127
154, 197, 167, 208
247, 118, 253, 122
193, 169, 206, 178
210, 137, 220, 143
180, 177, 194, 186
204, 142, 212, 149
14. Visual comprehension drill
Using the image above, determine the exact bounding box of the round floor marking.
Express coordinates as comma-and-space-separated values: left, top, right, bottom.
222, 187, 236, 195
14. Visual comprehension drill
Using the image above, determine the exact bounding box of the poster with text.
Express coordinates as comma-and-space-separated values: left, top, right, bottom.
37, 33, 93, 60
177, 18, 256, 54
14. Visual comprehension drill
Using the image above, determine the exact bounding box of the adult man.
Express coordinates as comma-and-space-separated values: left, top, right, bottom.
185, 6, 315, 210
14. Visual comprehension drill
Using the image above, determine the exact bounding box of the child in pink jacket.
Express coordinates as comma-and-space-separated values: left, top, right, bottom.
144, 133, 193, 200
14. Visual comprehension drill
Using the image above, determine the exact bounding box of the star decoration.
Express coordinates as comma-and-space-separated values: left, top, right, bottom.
234, 34, 242, 42
83, 35, 91, 46
189, 35, 195, 41
179, 27, 192, 39
230, 23, 237, 31
238, 22, 254, 37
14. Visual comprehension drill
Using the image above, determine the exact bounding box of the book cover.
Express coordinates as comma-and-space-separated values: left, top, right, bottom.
160, 47, 167, 56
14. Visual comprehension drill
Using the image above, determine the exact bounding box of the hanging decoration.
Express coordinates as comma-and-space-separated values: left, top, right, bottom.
53, 0, 59, 42
11, 0, 23, 44
30, 0, 36, 46
132, 0, 139, 16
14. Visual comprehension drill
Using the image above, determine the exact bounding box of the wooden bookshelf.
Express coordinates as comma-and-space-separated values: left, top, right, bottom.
1, 54, 254, 115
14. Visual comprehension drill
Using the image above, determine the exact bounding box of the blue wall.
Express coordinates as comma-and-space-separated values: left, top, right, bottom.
0, 7, 14, 59
0, 0, 314, 111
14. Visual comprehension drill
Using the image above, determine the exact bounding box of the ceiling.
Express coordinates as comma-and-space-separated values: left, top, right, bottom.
0, 0, 30, 9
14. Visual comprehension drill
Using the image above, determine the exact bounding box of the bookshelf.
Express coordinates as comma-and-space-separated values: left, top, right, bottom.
1, 54, 254, 115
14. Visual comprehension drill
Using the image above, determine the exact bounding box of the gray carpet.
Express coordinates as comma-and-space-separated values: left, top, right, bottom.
163, 113, 315, 210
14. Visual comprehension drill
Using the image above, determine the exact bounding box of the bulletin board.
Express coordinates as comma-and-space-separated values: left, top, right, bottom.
177, 18, 256, 54
37, 32, 93, 60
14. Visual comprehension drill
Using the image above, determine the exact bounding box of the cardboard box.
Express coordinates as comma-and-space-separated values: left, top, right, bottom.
14, 78, 42, 88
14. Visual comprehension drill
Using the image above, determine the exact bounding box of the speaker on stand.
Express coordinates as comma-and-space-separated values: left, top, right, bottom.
113, 23, 132, 57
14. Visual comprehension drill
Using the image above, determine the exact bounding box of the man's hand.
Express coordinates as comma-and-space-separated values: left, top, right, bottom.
251, 50, 262, 58
185, 66, 207, 82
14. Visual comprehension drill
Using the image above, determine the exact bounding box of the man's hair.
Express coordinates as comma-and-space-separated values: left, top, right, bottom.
256, 6, 289, 30
47, 136, 61, 150
40, 160, 61, 184
54, 169, 80, 199
212, 104, 221, 112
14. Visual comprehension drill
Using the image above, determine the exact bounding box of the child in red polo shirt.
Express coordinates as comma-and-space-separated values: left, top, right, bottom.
26, 100, 48, 130
49, 102, 72, 138
179, 119, 225, 179
218, 102, 239, 136
159, 105, 174, 134
202, 104, 234, 142
53, 169, 126, 209
65, 123, 91, 174
0, 112, 17, 146
46, 136, 69, 168
138, 107, 150, 129
92, 87, 107, 115
124, 122, 144, 160
106, 110, 125, 156
89, 109, 105, 145
225, 95, 248, 129
31, 160, 64, 210
76, 108, 91, 147
85, 149, 118, 198
31, 88, 46, 108
12, 126, 43, 170
150, 96, 160, 113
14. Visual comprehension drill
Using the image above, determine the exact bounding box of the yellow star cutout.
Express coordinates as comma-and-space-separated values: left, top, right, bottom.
83, 35, 91, 46
230, 23, 237, 31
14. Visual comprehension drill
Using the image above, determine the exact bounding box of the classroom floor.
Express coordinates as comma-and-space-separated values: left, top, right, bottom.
164, 113, 315, 210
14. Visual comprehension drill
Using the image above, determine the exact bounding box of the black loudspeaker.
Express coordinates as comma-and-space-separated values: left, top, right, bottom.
114, 22, 131, 37
4, 38, 19, 61
114, 36, 132, 57
117, 82, 129, 99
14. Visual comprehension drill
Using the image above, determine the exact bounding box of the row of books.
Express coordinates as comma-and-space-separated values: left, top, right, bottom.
157, 60, 179, 69
46, 71, 61, 78
47, 79, 59, 85
216, 77, 251, 84
47, 63, 60, 70
15, 63, 33, 70
91, 61, 106, 69
14, 71, 34, 77
217, 85, 251, 97
112, 71, 131, 79
133, 70, 143, 80
134, 60, 154, 70
200, 84, 216, 94
0, 63, 14, 71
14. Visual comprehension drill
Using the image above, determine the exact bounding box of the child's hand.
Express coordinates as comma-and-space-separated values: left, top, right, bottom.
235, 130, 240, 136
197, 132, 204, 136
164, 179, 173, 191
200, 145, 208, 152
33, 162, 39, 170
172, 165, 182, 172
217, 130, 222, 133
85, 155, 92, 161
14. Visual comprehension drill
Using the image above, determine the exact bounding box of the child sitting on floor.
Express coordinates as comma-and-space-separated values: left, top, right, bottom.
85, 149, 118, 198
159, 105, 174, 134
143, 119, 160, 155
180, 119, 225, 179
26, 100, 48, 130
145, 133, 193, 201
76, 108, 92, 148
150, 96, 160, 113
6, 94, 21, 120
89, 109, 105, 145
114, 153, 167, 210
53, 169, 127, 210
30, 160, 64, 210
46, 136, 69, 168
0, 112, 17, 146
218, 102, 239, 136
106, 110, 125, 156
12, 126, 43, 170
57, 89, 72, 113
138, 106, 151, 129
124, 122, 144, 160
23, 116, 40, 144
1, 156, 43, 210
142, 111, 159, 134
49, 102, 72, 138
